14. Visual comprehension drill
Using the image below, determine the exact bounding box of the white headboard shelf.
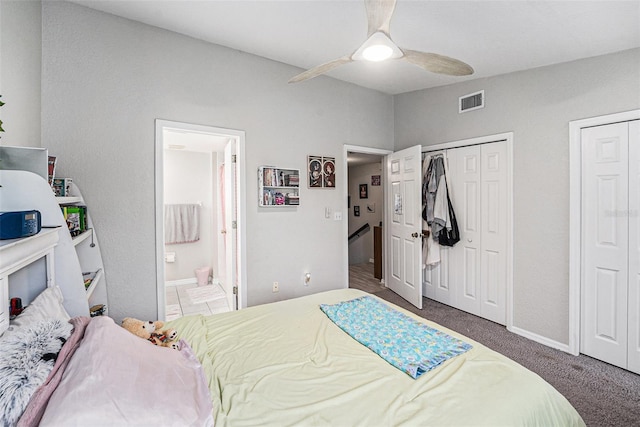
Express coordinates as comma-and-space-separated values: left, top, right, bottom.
0, 170, 92, 325
0, 228, 59, 334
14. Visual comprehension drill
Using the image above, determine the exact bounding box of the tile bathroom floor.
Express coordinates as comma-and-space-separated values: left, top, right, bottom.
165, 282, 231, 321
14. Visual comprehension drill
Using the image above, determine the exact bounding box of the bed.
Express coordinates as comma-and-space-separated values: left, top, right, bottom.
1, 288, 585, 426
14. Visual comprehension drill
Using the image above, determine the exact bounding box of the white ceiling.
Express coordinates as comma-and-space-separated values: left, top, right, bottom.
70, 0, 640, 95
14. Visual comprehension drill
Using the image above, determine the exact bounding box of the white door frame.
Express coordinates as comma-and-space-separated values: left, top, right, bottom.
342, 145, 393, 290
568, 109, 640, 355
155, 119, 247, 320
422, 132, 514, 331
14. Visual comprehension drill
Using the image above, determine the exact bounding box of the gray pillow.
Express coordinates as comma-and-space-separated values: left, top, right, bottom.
0, 319, 73, 427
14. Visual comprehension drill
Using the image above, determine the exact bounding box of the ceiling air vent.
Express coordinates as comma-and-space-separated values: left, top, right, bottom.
459, 90, 484, 113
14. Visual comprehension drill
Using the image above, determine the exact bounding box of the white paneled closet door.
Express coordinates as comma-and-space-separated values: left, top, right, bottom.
448, 145, 482, 316
480, 141, 508, 324
448, 141, 508, 325
628, 120, 639, 374
581, 120, 639, 374
424, 140, 509, 325
423, 153, 453, 306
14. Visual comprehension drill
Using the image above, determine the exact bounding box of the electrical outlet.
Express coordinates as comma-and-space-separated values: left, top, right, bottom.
272, 281, 279, 292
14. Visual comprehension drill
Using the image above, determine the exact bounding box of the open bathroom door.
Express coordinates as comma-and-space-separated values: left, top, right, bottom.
224, 139, 238, 310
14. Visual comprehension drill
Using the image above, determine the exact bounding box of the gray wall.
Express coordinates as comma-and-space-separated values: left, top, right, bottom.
394, 48, 640, 345
41, 1, 394, 322
0, 0, 41, 147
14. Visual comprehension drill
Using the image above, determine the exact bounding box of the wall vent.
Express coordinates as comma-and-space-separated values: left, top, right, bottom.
459, 90, 484, 113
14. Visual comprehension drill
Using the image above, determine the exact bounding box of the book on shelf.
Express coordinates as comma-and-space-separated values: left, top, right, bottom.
52, 177, 73, 197
284, 174, 299, 187
48, 156, 57, 186
262, 168, 290, 187
83, 271, 97, 290
61, 204, 87, 236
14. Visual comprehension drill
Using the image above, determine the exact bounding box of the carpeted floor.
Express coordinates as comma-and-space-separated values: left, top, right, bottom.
374, 289, 640, 427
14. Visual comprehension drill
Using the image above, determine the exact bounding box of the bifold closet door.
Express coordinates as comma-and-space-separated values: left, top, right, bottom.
448, 145, 482, 316
423, 152, 453, 306
628, 120, 639, 374
581, 122, 629, 370
479, 141, 508, 324
438, 141, 508, 325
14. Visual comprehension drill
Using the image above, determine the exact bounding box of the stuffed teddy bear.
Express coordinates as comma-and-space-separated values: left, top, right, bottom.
121, 317, 180, 350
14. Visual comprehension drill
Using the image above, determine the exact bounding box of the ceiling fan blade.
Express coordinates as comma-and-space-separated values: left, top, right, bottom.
365, 0, 397, 37
288, 56, 353, 84
400, 49, 474, 76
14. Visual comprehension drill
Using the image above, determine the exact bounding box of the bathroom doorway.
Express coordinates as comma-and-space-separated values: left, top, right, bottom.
155, 120, 246, 320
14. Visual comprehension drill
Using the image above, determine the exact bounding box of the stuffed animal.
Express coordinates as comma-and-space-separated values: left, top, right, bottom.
121, 317, 180, 350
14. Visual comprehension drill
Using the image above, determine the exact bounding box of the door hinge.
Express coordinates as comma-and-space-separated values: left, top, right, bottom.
233, 286, 238, 295
232, 221, 237, 229
231, 155, 237, 163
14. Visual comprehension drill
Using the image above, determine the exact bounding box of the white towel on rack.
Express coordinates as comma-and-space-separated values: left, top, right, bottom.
164, 204, 200, 244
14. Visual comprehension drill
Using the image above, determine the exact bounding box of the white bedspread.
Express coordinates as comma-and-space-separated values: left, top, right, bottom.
169, 289, 585, 426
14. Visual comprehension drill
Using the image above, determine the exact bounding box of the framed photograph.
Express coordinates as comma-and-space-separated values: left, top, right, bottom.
367, 203, 375, 213
308, 156, 322, 188
371, 175, 381, 186
308, 155, 336, 188
354, 205, 360, 217
359, 184, 368, 199
323, 157, 335, 187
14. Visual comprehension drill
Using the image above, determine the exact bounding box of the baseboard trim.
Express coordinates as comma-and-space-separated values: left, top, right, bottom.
165, 278, 197, 287
509, 326, 571, 354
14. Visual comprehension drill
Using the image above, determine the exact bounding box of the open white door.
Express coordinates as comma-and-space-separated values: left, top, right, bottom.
224, 140, 238, 310
385, 145, 423, 308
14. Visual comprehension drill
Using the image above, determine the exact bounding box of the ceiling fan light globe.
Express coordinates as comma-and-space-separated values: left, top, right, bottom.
352, 31, 403, 62
363, 45, 393, 62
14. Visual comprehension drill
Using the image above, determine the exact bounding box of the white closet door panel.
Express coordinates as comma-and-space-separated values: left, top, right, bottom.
449, 145, 481, 315
423, 255, 451, 303
435, 248, 452, 304
628, 120, 640, 374
423, 263, 436, 298
581, 123, 629, 369
480, 141, 508, 324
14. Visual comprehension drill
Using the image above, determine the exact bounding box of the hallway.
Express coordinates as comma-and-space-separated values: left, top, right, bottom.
349, 262, 385, 294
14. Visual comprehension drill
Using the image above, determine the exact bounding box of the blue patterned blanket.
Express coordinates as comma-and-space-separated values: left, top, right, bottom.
320, 296, 472, 379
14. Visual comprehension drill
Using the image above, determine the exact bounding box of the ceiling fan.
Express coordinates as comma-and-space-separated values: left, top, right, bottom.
289, 0, 473, 84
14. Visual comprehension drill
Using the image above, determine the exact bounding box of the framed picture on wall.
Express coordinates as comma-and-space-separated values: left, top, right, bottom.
359, 184, 368, 199
354, 205, 360, 217
323, 157, 335, 187
308, 155, 336, 188
367, 203, 375, 213
371, 175, 381, 186
308, 156, 323, 188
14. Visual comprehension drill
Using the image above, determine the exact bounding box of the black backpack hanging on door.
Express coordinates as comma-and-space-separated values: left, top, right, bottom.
438, 175, 460, 247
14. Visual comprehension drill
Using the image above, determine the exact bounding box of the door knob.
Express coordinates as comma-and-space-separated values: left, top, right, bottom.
411, 232, 419, 238
467, 238, 472, 242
